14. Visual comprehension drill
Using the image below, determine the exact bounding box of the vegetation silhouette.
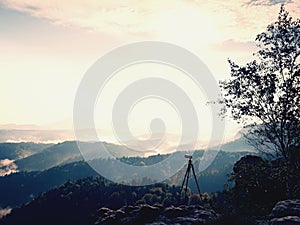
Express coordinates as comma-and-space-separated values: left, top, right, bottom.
219, 4, 300, 198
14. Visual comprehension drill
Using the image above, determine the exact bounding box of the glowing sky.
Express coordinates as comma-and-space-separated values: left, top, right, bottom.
0, 0, 299, 145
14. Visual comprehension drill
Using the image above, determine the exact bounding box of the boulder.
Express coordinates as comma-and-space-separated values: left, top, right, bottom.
172, 216, 206, 224
261, 199, 300, 225
96, 207, 112, 217
162, 206, 188, 218
270, 200, 300, 218
95, 204, 218, 225
270, 216, 300, 225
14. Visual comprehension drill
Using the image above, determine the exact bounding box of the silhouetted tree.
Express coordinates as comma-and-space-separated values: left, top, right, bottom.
219, 5, 300, 197
230, 155, 285, 216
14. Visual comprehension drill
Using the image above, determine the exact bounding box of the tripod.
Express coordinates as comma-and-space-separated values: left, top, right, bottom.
179, 156, 201, 199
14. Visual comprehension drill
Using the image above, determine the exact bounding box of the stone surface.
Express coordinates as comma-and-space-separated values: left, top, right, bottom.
270, 216, 300, 225
261, 199, 300, 225
95, 204, 218, 225
271, 200, 300, 218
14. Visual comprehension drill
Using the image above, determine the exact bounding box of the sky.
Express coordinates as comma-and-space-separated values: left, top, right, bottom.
0, 0, 299, 148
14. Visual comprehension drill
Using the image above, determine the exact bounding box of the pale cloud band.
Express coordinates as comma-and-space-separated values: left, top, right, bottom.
1, 0, 298, 43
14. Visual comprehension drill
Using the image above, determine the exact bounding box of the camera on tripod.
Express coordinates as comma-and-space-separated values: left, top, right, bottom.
180, 153, 201, 200
184, 154, 192, 159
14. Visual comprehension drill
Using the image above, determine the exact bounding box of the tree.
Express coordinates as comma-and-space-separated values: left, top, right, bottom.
230, 155, 285, 216
219, 5, 300, 197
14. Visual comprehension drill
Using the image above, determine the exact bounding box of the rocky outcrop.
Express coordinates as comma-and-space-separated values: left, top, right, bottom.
261, 199, 300, 225
269, 216, 300, 225
271, 199, 300, 218
95, 204, 218, 225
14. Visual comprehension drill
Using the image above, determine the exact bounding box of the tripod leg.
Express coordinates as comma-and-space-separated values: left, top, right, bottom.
180, 164, 189, 194
191, 164, 202, 199
184, 164, 191, 197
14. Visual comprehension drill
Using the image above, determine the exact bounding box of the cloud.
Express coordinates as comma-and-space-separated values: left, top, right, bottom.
0, 123, 43, 130
0, 159, 18, 176
0, 129, 74, 143
246, 0, 292, 6
211, 39, 258, 52
0, 0, 299, 43
0, 208, 11, 219
0, 0, 161, 39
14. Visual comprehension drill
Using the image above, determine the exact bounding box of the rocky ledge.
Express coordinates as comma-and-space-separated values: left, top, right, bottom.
95, 204, 218, 225
260, 199, 300, 225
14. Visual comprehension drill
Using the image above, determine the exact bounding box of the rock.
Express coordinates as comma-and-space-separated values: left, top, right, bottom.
136, 204, 161, 220
194, 210, 215, 220
123, 205, 137, 213
115, 209, 126, 219
94, 204, 218, 225
270, 216, 300, 225
261, 199, 300, 225
145, 222, 167, 225
119, 204, 161, 225
173, 216, 206, 224
163, 206, 188, 218
187, 205, 205, 210
96, 207, 112, 217
271, 200, 300, 218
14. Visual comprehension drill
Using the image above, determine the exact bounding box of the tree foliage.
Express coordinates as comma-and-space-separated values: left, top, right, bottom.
230, 155, 285, 216
220, 5, 300, 159
0, 176, 181, 225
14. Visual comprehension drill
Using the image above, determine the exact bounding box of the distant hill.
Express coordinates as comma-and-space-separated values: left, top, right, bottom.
0, 161, 97, 208
15, 141, 145, 171
0, 150, 252, 208
220, 136, 255, 152
0, 142, 52, 161
0, 139, 255, 209
0, 137, 255, 174
0, 142, 52, 176
14, 141, 83, 171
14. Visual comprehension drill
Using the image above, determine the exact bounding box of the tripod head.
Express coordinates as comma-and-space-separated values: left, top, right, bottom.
185, 154, 193, 164
184, 154, 192, 159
